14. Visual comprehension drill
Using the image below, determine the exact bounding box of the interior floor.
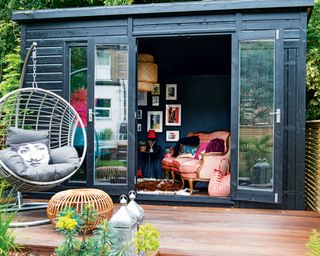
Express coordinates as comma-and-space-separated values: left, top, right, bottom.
137, 35, 231, 197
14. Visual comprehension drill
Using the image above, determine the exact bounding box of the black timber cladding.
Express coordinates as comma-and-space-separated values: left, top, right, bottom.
13, 0, 312, 209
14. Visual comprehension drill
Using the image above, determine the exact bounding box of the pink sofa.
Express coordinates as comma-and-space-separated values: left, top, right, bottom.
161, 130, 230, 194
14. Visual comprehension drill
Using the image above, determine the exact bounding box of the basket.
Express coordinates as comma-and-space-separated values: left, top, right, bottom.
47, 188, 113, 231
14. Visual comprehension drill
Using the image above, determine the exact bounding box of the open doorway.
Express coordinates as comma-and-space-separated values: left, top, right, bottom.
136, 35, 231, 197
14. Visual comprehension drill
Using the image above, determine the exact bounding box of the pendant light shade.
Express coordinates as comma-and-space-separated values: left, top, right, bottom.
138, 53, 158, 92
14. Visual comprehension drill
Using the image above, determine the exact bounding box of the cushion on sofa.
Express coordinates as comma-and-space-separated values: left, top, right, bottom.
177, 144, 198, 158
194, 143, 209, 160
179, 159, 201, 173
0, 148, 26, 174
205, 138, 225, 153
6, 127, 49, 146
10, 139, 50, 168
50, 146, 79, 166
173, 136, 200, 157
22, 163, 76, 182
162, 157, 175, 167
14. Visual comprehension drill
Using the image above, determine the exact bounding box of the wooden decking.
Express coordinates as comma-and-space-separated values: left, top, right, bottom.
13, 204, 320, 256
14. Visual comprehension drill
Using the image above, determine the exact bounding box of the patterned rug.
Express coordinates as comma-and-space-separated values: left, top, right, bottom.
136, 179, 183, 192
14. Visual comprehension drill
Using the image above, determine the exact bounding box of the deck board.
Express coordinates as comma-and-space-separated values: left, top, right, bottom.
12, 204, 320, 255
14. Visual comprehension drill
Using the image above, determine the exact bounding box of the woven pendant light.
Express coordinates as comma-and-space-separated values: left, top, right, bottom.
138, 53, 158, 92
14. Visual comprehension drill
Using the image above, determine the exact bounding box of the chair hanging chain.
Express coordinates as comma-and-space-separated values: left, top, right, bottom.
32, 45, 38, 88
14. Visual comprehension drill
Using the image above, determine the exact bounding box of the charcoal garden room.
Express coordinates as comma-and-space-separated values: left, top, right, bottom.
13, 0, 313, 209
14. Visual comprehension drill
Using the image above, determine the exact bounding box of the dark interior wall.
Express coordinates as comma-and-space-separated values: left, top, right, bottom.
137, 36, 231, 178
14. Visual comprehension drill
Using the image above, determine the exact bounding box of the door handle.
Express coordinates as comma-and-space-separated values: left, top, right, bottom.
269, 108, 281, 124
88, 109, 93, 122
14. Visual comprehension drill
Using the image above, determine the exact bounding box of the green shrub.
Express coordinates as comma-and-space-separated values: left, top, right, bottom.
306, 229, 320, 256
0, 186, 20, 255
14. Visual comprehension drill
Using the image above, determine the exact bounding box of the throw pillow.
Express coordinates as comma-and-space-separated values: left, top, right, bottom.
10, 139, 50, 168
194, 143, 209, 160
50, 146, 79, 166
173, 136, 200, 157
0, 148, 26, 175
177, 144, 198, 158
205, 138, 225, 153
6, 127, 49, 146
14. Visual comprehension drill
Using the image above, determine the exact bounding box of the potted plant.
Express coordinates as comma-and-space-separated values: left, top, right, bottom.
139, 141, 147, 152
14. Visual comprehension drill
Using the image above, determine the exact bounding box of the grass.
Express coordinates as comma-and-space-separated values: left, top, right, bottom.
96, 159, 126, 167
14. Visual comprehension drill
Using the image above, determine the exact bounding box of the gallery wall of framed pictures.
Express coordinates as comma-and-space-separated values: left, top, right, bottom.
137, 83, 181, 137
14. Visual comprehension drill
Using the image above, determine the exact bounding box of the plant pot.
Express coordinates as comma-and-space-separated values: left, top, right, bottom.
139, 145, 147, 152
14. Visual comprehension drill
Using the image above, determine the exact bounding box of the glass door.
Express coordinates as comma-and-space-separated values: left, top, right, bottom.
231, 31, 283, 203
87, 37, 131, 194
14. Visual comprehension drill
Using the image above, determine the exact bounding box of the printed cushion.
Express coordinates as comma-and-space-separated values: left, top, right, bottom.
194, 143, 209, 160
10, 139, 50, 168
205, 138, 225, 153
173, 136, 200, 157
0, 148, 26, 174
6, 127, 49, 146
178, 144, 198, 158
50, 146, 79, 166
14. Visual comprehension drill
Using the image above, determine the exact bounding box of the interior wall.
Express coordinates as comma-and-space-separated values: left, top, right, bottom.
137, 36, 231, 178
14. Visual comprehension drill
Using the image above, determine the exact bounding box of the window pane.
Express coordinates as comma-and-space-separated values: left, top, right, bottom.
69, 46, 87, 182
94, 45, 128, 185
238, 40, 274, 191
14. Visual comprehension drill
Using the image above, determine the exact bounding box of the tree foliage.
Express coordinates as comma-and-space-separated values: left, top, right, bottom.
306, 0, 320, 120
0, 0, 132, 95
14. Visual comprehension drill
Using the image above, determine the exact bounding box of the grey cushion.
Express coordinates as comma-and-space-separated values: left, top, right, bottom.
0, 148, 26, 174
50, 146, 79, 165
6, 127, 49, 146
22, 163, 76, 182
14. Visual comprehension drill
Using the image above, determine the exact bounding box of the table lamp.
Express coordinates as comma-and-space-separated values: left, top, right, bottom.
147, 129, 157, 152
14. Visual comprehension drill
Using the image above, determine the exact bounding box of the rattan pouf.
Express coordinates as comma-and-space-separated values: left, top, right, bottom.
47, 188, 113, 231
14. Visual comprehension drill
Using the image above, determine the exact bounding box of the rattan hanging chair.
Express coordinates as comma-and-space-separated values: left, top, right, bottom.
0, 42, 87, 194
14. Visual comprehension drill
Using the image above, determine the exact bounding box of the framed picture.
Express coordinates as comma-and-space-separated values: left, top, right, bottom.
165, 104, 181, 126
137, 109, 142, 119
166, 130, 180, 142
152, 96, 159, 106
137, 123, 142, 132
147, 111, 163, 132
166, 84, 177, 100
138, 92, 147, 106
152, 83, 160, 95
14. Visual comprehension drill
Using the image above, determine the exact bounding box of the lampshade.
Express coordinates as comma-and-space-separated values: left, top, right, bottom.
147, 129, 157, 139
138, 54, 158, 92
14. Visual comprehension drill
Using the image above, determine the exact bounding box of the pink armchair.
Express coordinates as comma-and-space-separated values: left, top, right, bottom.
161, 131, 230, 195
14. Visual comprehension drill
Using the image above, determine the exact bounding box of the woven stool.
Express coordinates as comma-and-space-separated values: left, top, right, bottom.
47, 188, 113, 231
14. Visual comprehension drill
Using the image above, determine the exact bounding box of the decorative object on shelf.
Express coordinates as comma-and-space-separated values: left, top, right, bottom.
138, 92, 147, 106
47, 188, 113, 231
152, 83, 160, 95
139, 141, 148, 152
138, 54, 158, 92
147, 129, 157, 152
166, 84, 177, 100
166, 130, 180, 142
137, 109, 142, 119
165, 104, 181, 126
147, 111, 163, 132
152, 96, 159, 106
137, 123, 142, 132
109, 195, 137, 255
